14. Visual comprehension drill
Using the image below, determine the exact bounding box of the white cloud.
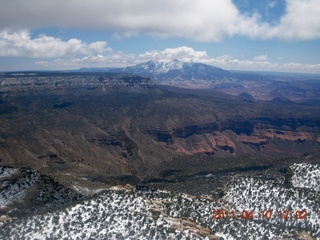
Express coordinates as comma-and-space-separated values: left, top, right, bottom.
33, 46, 320, 73
254, 54, 268, 61
138, 47, 208, 62
275, 0, 320, 40
0, 0, 242, 42
206, 56, 320, 73
0, 0, 319, 41
216, 55, 235, 61
0, 30, 109, 58
36, 50, 136, 69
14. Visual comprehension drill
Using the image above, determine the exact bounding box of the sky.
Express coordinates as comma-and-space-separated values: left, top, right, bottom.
0, 0, 319, 73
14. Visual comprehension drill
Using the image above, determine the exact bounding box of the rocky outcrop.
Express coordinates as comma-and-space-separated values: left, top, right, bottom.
0, 167, 84, 217
173, 133, 236, 155
0, 73, 154, 94
173, 123, 220, 138
238, 134, 268, 148
261, 129, 317, 142
146, 121, 320, 156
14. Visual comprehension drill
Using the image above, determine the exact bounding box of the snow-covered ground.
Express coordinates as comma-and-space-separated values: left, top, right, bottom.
221, 176, 319, 239
0, 167, 38, 209
0, 167, 17, 180
290, 163, 320, 192
0, 163, 319, 239
0, 187, 218, 240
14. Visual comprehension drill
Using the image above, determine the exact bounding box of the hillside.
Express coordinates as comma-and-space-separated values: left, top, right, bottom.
0, 163, 319, 239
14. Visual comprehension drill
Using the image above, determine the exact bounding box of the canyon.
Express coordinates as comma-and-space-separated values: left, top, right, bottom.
0, 73, 319, 183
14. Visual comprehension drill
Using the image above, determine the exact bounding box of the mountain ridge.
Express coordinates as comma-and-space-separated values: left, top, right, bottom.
112, 59, 232, 84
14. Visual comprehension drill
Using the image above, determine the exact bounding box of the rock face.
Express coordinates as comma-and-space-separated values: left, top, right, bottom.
147, 126, 320, 156
0, 72, 154, 94
0, 166, 84, 217
145, 116, 320, 156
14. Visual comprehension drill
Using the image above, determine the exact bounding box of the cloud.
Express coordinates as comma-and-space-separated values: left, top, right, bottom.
0, 0, 319, 41
0, 0, 242, 41
205, 56, 320, 73
254, 54, 268, 61
37, 50, 137, 69
138, 47, 208, 62
276, 0, 320, 40
0, 30, 109, 58
33, 46, 320, 73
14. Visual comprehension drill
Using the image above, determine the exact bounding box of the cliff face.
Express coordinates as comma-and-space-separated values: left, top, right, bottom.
0, 73, 154, 94
146, 122, 319, 156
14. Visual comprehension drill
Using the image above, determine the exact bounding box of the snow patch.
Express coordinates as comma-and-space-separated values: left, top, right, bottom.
290, 163, 320, 192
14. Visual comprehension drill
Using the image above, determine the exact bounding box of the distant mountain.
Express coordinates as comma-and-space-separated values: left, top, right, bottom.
113, 60, 232, 86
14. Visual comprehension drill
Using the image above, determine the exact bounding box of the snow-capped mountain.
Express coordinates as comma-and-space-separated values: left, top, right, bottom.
114, 60, 232, 85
